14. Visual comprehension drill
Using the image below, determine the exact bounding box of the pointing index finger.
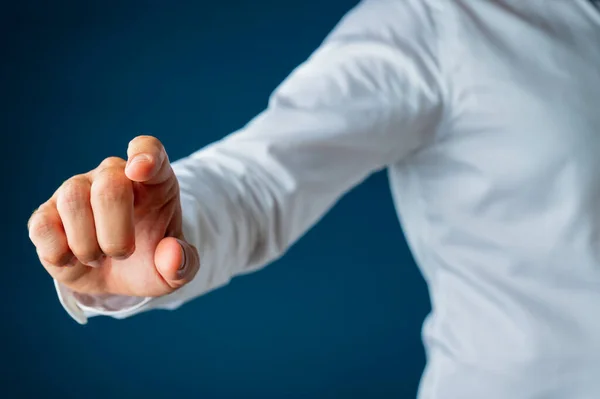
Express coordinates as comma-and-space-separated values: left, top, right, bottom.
125, 135, 173, 185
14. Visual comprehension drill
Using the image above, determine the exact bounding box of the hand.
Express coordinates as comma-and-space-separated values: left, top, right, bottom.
28, 136, 200, 297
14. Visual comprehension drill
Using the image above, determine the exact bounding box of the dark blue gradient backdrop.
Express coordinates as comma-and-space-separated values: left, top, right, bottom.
1, 1, 431, 398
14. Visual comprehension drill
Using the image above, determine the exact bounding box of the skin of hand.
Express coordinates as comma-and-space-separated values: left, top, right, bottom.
27, 135, 200, 297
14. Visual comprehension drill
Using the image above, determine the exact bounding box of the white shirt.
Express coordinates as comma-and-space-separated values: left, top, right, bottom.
55, 1, 600, 398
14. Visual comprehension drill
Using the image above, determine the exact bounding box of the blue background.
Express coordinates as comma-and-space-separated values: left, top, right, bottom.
1, 1, 431, 397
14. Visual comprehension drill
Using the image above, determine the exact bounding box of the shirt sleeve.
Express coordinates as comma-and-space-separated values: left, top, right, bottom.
56, 0, 446, 324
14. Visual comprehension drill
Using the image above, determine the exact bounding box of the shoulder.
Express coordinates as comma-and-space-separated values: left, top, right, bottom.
324, 0, 445, 48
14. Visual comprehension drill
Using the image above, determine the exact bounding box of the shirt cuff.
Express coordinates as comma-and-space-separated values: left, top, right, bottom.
54, 280, 152, 324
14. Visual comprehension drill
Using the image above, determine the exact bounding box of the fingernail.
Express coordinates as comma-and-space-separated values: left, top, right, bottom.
113, 253, 131, 261
87, 256, 104, 268
127, 154, 151, 167
177, 240, 187, 277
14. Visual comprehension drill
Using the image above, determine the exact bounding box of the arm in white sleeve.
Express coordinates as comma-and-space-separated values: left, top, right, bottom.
59, 0, 446, 323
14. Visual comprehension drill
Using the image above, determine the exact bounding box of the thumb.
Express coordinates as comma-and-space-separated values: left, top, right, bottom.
154, 237, 200, 290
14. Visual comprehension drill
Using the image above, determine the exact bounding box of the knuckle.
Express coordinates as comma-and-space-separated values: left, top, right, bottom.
92, 172, 131, 201
58, 178, 89, 210
29, 212, 57, 241
27, 207, 39, 230
99, 156, 125, 169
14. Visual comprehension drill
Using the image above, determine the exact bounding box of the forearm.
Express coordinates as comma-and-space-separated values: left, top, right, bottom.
168, 103, 395, 296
